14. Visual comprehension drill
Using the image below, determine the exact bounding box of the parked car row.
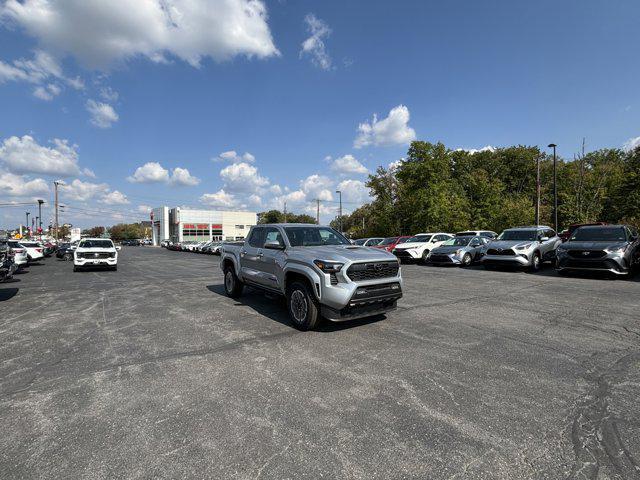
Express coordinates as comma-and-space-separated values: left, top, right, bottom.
0, 238, 54, 282
359, 224, 640, 278
161, 240, 223, 255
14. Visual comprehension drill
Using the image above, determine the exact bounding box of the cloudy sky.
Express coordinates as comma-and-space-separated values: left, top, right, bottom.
1, 0, 639, 229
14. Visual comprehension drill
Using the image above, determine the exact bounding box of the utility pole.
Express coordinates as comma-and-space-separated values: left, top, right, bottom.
25, 212, 30, 236
316, 199, 320, 225
535, 155, 540, 226
548, 144, 558, 232
335, 190, 342, 233
283, 201, 287, 223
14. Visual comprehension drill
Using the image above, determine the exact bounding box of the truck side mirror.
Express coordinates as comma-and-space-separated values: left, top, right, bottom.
264, 240, 285, 250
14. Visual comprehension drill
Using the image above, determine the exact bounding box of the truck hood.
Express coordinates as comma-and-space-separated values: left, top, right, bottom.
288, 245, 397, 263
561, 241, 628, 250
76, 247, 116, 253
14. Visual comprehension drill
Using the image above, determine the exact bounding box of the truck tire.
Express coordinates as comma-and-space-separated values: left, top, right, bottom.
224, 266, 244, 298
286, 281, 320, 331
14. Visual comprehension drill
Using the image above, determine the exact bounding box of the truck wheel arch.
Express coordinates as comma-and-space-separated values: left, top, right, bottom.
284, 270, 321, 300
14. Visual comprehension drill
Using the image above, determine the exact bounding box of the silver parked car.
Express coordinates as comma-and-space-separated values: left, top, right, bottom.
556, 225, 639, 277
353, 237, 385, 247
429, 235, 490, 266
481, 226, 561, 272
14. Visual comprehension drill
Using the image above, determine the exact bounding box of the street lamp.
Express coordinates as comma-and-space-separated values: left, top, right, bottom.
37, 199, 44, 232
25, 212, 30, 236
335, 190, 342, 233
548, 144, 558, 232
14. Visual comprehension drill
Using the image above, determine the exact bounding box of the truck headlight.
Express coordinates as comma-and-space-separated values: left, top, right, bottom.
514, 243, 533, 251
607, 245, 627, 254
314, 260, 344, 273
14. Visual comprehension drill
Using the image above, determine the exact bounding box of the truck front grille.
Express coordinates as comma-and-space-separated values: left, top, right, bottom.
79, 252, 113, 259
347, 261, 399, 281
487, 248, 515, 256
567, 250, 606, 259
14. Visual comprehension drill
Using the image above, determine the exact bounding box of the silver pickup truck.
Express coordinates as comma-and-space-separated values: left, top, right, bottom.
220, 224, 403, 330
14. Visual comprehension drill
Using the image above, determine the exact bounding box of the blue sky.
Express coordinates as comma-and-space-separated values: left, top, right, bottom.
1, 0, 639, 229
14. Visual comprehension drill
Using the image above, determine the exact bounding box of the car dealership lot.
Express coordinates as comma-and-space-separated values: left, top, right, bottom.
1, 248, 638, 479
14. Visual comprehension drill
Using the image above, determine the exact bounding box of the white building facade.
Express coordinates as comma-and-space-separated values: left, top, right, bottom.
150, 207, 257, 246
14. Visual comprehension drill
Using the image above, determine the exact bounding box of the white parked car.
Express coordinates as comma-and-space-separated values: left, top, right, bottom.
18, 241, 45, 261
6, 241, 29, 268
74, 238, 120, 271
392, 232, 454, 263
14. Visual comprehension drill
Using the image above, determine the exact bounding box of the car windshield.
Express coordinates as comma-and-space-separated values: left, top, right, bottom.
497, 230, 537, 241
284, 226, 351, 247
406, 235, 432, 243
379, 237, 399, 246
79, 240, 114, 248
571, 227, 627, 242
353, 239, 366, 245
442, 237, 473, 246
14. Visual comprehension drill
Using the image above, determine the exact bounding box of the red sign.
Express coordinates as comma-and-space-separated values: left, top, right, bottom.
183, 224, 195, 229
212, 224, 222, 229
196, 224, 209, 229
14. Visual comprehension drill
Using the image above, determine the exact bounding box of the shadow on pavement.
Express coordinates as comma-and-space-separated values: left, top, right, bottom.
206, 284, 387, 332
0, 287, 19, 301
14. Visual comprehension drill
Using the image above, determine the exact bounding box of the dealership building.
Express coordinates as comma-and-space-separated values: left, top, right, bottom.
151, 207, 257, 246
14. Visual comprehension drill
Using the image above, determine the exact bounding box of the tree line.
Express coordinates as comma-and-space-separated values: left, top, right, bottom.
328, 141, 640, 238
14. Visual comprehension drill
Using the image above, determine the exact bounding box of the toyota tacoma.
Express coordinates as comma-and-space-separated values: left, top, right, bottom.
221, 224, 403, 330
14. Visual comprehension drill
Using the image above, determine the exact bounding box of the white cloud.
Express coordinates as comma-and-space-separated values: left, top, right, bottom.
0, 135, 81, 176
200, 189, 237, 208
300, 174, 333, 201
0, 171, 49, 197
214, 150, 255, 163
336, 179, 371, 205
82, 167, 96, 178
126, 162, 199, 186
170, 167, 200, 186
623, 136, 640, 152
127, 162, 170, 183
456, 145, 496, 155
99, 86, 118, 101
354, 104, 416, 148
61, 179, 109, 202
300, 13, 332, 70
1, 0, 279, 69
388, 159, 404, 172
331, 154, 368, 175
86, 99, 119, 128
137, 205, 152, 214
219, 161, 269, 192
32, 83, 61, 100
100, 190, 129, 205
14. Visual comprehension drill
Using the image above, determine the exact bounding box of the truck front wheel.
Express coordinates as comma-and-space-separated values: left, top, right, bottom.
286, 281, 320, 331
224, 266, 244, 298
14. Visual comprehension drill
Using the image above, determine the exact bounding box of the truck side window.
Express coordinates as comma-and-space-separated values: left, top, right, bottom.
263, 228, 284, 246
248, 228, 265, 248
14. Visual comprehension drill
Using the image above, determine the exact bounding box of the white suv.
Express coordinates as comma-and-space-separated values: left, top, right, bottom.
392, 232, 453, 263
74, 238, 120, 271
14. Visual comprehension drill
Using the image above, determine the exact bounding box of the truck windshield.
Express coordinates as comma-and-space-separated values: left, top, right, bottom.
79, 240, 114, 248
497, 230, 537, 241
284, 227, 350, 247
570, 227, 626, 242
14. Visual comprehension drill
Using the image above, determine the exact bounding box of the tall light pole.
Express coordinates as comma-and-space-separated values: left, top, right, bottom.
25, 212, 30, 236
335, 190, 342, 233
37, 199, 44, 233
535, 155, 541, 226
548, 144, 558, 232
54, 181, 65, 242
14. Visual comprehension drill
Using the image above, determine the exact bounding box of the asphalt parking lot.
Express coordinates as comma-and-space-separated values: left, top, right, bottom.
1, 248, 639, 479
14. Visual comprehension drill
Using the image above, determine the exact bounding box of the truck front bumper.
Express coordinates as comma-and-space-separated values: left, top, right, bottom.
320, 282, 402, 322
74, 257, 117, 267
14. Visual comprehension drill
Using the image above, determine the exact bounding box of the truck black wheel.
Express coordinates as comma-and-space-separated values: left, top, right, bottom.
224, 266, 244, 298
286, 281, 320, 331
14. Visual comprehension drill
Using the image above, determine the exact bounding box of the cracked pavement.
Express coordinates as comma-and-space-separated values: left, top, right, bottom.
1, 248, 639, 479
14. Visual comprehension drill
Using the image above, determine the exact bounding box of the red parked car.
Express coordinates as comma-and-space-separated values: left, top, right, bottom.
372, 236, 412, 252
559, 222, 607, 242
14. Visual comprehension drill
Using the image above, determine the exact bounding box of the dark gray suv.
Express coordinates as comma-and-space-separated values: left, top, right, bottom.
556, 225, 639, 277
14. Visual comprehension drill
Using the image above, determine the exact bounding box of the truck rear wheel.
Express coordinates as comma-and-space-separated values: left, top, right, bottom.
286, 281, 320, 331
224, 266, 244, 298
